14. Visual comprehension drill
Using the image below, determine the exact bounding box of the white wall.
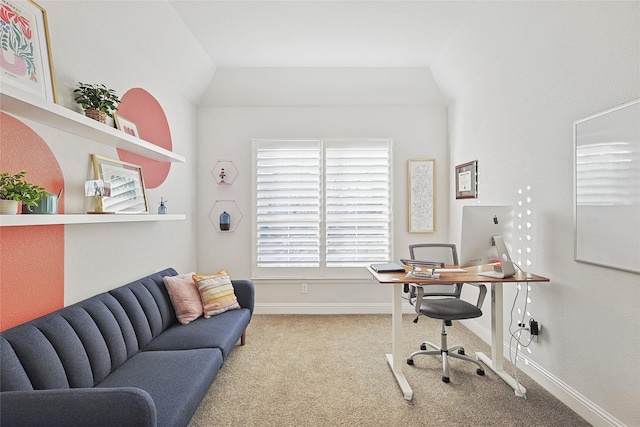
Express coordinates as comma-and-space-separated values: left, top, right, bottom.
431, 2, 640, 425
196, 68, 450, 310
33, 1, 214, 303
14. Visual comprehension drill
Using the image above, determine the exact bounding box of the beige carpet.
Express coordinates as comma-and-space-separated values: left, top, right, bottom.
189, 314, 590, 427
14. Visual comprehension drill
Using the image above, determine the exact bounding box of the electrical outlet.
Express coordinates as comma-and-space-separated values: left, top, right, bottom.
301, 283, 308, 294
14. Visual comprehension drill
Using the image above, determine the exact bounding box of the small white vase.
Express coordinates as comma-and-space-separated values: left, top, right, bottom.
0, 199, 19, 215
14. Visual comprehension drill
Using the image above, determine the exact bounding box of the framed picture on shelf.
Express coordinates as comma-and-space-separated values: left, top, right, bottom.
0, 0, 58, 102
455, 160, 478, 199
408, 158, 435, 233
90, 154, 148, 213
114, 114, 140, 138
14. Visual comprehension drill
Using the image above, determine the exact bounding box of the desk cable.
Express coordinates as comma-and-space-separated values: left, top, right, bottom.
508, 277, 534, 399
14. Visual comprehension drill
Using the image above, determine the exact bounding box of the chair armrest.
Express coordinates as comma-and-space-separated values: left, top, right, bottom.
408, 283, 425, 315
464, 283, 487, 308
232, 279, 255, 315
0, 387, 156, 427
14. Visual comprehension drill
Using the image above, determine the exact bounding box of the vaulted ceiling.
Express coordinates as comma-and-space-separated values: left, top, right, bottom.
169, 1, 477, 68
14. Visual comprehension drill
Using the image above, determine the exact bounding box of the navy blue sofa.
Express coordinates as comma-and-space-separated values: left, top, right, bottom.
0, 268, 254, 427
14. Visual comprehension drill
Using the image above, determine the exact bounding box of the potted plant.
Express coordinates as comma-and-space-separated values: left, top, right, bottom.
73, 82, 121, 124
0, 170, 47, 214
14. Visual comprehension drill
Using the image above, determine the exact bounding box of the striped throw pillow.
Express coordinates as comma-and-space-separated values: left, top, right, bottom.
193, 270, 240, 317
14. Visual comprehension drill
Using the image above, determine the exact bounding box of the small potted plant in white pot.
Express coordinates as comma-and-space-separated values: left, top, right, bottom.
0, 170, 47, 214
73, 82, 120, 124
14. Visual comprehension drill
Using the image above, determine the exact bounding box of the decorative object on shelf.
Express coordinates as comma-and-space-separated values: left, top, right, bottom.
0, 170, 47, 214
22, 189, 60, 214
455, 160, 478, 199
73, 82, 120, 123
408, 159, 436, 233
90, 154, 148, 214
0, 0, 58, 102
208, 200, 243, 232
219, 211, 230, 230
158, 198, 167, 214
211, 160, 238, 185
114, 113, 139, 138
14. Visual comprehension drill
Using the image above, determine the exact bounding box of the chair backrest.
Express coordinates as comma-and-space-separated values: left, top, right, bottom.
409, 243, 461, 297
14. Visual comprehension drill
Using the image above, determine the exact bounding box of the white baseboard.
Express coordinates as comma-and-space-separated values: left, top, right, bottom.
253, 303, 622, 426
461, 319, 624, 427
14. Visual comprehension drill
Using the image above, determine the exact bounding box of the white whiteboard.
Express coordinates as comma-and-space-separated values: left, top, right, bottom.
574, 99, 640, 274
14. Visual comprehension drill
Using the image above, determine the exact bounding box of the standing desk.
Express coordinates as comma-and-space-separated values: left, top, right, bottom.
366, 264, 549, 401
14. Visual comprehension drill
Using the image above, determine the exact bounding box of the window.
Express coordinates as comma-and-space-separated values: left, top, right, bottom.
253, 139, 393, 278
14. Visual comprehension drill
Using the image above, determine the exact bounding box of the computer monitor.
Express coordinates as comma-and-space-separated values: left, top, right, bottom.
459, 205, 514, 267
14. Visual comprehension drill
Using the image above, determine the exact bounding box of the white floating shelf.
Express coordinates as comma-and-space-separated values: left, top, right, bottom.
1, 86, 185, 163
0, 214, 186, 227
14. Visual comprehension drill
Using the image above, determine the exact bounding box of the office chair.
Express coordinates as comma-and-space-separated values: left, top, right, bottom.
406, 243, 487, 383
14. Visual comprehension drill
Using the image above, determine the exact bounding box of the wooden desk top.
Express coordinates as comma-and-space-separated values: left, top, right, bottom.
366, 264, 549, 284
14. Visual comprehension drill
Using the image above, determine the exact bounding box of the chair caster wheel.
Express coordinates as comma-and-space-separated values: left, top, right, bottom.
407, 358, 414, 366
458, 348, 466, 355
442, 376, 450, 383
477, 369, 485, 376
420, 344, 427, 351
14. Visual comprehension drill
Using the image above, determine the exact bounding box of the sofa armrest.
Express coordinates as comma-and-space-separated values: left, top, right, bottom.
0, 387, 156, 427
232, 279, 255, 315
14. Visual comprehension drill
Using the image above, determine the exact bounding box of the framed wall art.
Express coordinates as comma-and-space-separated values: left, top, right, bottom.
0, 0, 58, 102
90, 154, 148, 213
455, 160, 478, 199
114, 114, 140, 138
408, 158, 435, 233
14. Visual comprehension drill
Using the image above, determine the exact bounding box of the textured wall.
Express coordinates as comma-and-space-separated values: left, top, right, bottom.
0, 113, 64, 330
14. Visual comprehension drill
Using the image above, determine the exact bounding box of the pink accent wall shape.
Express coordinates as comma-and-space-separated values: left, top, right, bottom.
116, 88, 173, 189
0, 112, 65, 331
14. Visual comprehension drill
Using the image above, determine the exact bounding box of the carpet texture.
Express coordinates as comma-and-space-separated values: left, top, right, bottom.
189, 314, 590, 426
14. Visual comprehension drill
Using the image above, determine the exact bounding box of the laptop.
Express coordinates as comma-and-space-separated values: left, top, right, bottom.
370, 262, 406, 273
477, 235, 516, 279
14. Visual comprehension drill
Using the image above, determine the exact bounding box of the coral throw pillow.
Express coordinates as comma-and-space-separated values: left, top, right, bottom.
193, 270, 240, 318
163, 272, 203, 324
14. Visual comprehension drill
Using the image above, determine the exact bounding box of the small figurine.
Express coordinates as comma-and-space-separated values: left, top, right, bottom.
219, 168, 226, 183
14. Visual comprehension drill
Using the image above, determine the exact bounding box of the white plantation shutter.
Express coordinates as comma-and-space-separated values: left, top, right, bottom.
253, 139, 392, 277
325, 140, 391, 267
255, 140, 321, 268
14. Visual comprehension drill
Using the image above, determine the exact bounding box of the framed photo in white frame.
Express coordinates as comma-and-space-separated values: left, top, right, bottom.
0, 0, 58, 102
114, 113, 140, 138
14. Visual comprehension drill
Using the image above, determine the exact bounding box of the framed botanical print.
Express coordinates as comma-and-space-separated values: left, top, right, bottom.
0, 0, 58, 102
408, 158, 435, 232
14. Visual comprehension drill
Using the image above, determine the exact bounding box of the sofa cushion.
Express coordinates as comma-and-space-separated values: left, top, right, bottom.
143, 308, 251, 361
163, 272, 202, 324
108, 268, 179, 349
193, 271, 240, 317
0, 337, 33, 392
98, 348, 222, 427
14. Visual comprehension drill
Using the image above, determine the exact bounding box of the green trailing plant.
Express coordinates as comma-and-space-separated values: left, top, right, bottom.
0, 170, 47, 206
73, 82, 120, 118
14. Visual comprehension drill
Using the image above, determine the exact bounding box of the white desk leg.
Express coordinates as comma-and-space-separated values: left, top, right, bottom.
476, 282, 528, 398
386, 284, 413, 401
